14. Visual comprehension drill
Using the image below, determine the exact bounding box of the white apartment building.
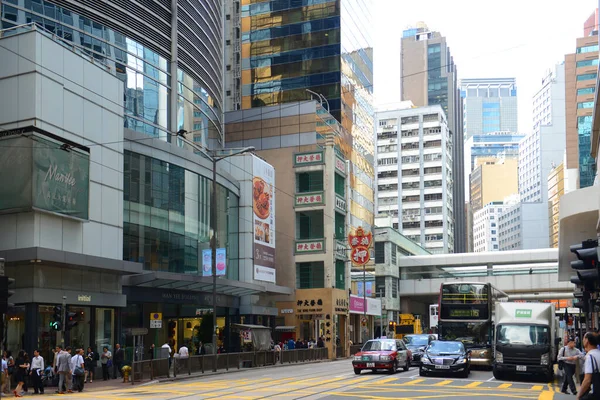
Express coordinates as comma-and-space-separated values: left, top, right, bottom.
472, 202, 510, 252
498, 202, 549, 250
519, 63, 566, 203
376, 104, 454, 254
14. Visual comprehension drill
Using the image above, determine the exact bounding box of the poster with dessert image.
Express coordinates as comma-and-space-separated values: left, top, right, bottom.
252, 157, 276, 284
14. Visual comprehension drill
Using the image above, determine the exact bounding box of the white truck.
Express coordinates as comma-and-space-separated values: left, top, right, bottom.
493, 302, 557, 381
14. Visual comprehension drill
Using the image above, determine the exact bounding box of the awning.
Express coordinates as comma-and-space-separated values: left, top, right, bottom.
231, 323, 271, 330
123, 271, 266, 297
274, 326, 296, 332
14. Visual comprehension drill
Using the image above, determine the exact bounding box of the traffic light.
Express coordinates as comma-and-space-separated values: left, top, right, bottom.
570, 239, 600, 290
0, 275, 15, 315
388, 321, 396, 336
50, 306, 62, 331
573, 290, 591, 312
65, 311, 78, 331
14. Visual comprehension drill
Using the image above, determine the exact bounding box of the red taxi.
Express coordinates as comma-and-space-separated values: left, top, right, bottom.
352, 339, 411, 374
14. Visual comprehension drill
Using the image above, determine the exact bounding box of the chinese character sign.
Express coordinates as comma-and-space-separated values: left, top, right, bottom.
348, 227, 372, 266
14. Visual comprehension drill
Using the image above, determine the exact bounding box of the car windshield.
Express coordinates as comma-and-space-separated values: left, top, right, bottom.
427, 341, 464, 355
497, 325, 549, 346
404, 336, 429, 346
361, 340, 396, 351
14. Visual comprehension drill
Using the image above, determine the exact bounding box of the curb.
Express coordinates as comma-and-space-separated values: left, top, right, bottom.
143, 358, 338, 385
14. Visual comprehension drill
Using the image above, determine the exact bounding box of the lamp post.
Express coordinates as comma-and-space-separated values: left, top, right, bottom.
176, 130, 254, 363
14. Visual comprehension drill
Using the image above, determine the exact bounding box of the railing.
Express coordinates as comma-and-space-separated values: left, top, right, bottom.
131, 348, 329, 384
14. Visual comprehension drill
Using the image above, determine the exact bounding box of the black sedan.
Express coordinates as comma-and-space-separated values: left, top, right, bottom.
419, 340, 471, 378
403, 334, 435, 364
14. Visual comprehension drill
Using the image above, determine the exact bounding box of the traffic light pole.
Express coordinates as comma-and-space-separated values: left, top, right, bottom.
60, 296, 66, 347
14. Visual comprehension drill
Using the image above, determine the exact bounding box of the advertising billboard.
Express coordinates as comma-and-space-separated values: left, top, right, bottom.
252, 156, 276, 283
201, 248, 227, 277
0, 132, 90, 220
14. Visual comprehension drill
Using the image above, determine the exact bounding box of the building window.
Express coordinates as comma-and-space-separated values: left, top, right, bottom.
296, 171, 323, 193
576, 44, 599, 53
334, 173, 345, 197
577, 73, 597, 81
391, 279, 398, 298
335, 260, 345, 290
296, 262, 324, 289
577, 59, 600, 68
334, 212, 345, 239
296, 211, 324, 239
578, 101, 594, 109
375, 276, 386, 297
577, 87, 596, 96
391, 245, 397, 265
375, 242, 385, 264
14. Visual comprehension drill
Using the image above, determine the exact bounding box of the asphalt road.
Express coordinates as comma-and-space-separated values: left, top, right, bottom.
32, 360, 574, 399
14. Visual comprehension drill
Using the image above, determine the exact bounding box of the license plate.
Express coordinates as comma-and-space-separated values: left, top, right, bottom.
516, 365, 527, 372
435, 365, 450, 369
366, 363, 375, 368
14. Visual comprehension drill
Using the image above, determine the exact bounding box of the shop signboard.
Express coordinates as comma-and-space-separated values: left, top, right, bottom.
348, 227, 372, 267
252, 157, 276, 276
349, 295, 382, 316
335, 156, 346, 174
0, 132, 90, 220
295, 192, 324, 207
295, 239, 325, 254
294, 151, 324, 166
201, 248, 227, 276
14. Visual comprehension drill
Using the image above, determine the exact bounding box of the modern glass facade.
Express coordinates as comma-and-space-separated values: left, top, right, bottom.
578, 115, 596, 188
123, 151, 240, 279
1, 0, 222, 146
238, 0, 375, 231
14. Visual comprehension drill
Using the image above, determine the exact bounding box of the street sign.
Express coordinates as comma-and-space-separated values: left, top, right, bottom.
150, 312, 162, 320
150, 320, 162, 329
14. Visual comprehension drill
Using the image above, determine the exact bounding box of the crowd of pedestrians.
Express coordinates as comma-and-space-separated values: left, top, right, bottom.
558, 331, 600, 399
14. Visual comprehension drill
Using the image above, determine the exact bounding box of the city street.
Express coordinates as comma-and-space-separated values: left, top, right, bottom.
31, 360, 572, 399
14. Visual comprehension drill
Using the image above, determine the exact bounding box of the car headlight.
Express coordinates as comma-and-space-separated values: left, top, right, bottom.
380, 355, 392, 361
456, 358, 467, 364
496, 351, 503, 364
540, 353, 550, 366
354, 356, 362, 361
421, 357, 432, 364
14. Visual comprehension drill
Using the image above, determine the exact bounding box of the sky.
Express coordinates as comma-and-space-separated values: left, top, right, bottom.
373, 0, 599, 133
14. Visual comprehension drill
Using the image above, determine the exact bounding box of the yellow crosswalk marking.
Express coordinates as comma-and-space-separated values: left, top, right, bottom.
376, 377, 398, 384
400, 378, 425, 385
434, 380, 453, 386
531, 385, 545, 390
462, 381, 482, 388
539, 390, 555, 400
497, 383, 512, 389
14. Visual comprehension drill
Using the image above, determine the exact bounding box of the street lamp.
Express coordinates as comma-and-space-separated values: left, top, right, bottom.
176, 130, 254, 363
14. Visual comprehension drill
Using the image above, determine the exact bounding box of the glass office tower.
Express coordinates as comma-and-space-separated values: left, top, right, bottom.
227, 0, 375, 230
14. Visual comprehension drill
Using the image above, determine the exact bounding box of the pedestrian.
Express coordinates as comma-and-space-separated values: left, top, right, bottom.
287, 338, 295, 350
161, 342, 172, 367
84, 347, 95, 383
100, 347, 111, 381
53, 346, 66, 392
577, 332, 600, 399
57, 346, 73, 394
71, 349, 85, 392
29, 349, 44, 395
13, 350, 29, 398
558, 337, 583, 395
148, 344, 155, 360
113, 344, 124, 379
1, 352, 8, 394
5, 350, 14, 394
178, 343, 189, 359
317, 337, 324, 348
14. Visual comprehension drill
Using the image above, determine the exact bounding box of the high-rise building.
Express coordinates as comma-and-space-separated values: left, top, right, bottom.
565, 15, 598, 189
400, 23, 464, 252
376, 105, 454, 254
460, 78, 518, 140
473, 202, 511, 252
498, 202, 549, 251
469, 157, 519, 213
519, 63, 567, 203
1, 0, 224, 149
225, 0, 375, 230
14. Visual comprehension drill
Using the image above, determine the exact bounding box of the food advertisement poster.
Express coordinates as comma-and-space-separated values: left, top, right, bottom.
252, 157, 276, 282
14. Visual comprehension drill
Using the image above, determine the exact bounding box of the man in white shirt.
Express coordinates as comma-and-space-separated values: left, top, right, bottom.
1, 354, 7, 394
30, 349, 45, 395
162, 342, 172, 367
70, 349, 85, 393
178, 344, 189, 358
577, 332, 600, 399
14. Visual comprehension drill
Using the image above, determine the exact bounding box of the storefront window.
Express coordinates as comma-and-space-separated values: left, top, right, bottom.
6, 306, 25, 354
68, 306, 91, 352
38, 305, 57, 362
96, 308, 114, 352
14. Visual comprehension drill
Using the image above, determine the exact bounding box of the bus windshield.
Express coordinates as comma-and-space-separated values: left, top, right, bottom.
442, 283, 488, 304
439, 322, 491, 348
497, 325, 549, 346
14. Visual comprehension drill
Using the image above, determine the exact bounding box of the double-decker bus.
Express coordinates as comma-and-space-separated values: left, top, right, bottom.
438, 282, 508, 367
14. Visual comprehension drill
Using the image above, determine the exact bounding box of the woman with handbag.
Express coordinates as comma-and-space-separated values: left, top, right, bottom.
100, 347, 112, 381
12, 350, 29, 398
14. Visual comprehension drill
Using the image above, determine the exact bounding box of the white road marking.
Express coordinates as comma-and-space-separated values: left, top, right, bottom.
487, 376, 496, 382
410, 374, 420, 378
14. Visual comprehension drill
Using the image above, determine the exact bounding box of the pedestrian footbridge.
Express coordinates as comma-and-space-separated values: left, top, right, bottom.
399, 248, 572, 299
